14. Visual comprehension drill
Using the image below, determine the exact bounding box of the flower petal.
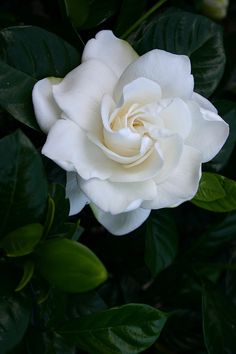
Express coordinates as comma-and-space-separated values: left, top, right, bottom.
121, 77, 162, 106
192, 92, 217, 113
42, 119, 116, 180
66, 172, 89, 215
52, 59, 117, 136
186, 101, 229, 162
82, 30, 139, 78
32, 77, 62, 133
142, 145, 202, 209
114, 49, 194, 102
160, 98, 192, 139
80, 178, 157, 214
91, 204, 151, 236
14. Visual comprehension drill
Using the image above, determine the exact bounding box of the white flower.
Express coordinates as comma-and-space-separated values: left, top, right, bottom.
32, 30, 229, 235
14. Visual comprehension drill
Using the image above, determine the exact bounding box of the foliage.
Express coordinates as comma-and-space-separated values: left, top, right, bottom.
0, 0, 236, 353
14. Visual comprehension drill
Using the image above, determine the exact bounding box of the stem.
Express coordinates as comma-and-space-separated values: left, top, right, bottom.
121, 0, 168, 39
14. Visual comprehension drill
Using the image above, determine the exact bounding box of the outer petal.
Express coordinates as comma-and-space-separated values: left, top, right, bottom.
42, 119, 116, 180
114, 49, 194, 102
186, 102, 229, 162
52, 59, 117, 136
192, 92, 217, 113
82, 30, 139, 78
80, 178, 157, 214
32, 77, 62, 133
66, 172, 89, 215
142, 145, 202, 209
91, 204, 151, 236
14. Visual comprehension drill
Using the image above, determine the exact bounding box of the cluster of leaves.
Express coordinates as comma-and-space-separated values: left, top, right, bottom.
1, 0, 236, 353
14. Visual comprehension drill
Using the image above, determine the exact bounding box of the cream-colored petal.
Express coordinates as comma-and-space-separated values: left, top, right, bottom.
185, 101, 229, 162
52, 59, 117, 136
82, 30, 139, 77
91, 205, 150, 236
80, 178, 156, 214
42, 119, 116, 180
32, 77, 62, 133
66, 172, 89, 215
160, 98, 192, 139
114, 49, 193, 102
142, 145, 202, 209
120, 77, 162, 106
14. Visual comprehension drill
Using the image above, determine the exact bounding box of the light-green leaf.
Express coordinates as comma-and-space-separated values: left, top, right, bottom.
132, 8, 225, 97
0, 223, 43, 257
192, 173, 236, 212
145, 211, 178, 277
35, 238, 108, 293
57, 304, 167, 354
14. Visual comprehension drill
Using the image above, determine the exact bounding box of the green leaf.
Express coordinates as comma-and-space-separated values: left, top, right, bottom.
0, 294, 31, 353
0, 224, 43, 257
202, 283, 236, 354
208, 100, 236, 171
145, 211, 178, 277
0, 60, 38, 130
115, 0, 147, 37
35, 238, 108, 293
0, 130, 48, 237
192, 173, 236, 212
48, 184, 70, 235
15, 260, 35, 292
81, 0, 118, 30
57, 304, 167, 354
64, 0, 89, 27
132, 8, 226, 97
0, 26, 80, 129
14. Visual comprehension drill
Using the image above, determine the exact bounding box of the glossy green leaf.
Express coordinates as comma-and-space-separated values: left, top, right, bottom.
64, 0, 89, 27
15, 260, 35, 292
192, 173, 236, 212
202, 283, 236, 354
0, 224, 43, 257
0, 26, 80, 129
35, 238, 108, 293
58, 304, 167, 354
0, 294, 31, 353
145, 211, 178, 277
132, 8, 225, 97
0, 130, 48, 237
208, 100, 236, 171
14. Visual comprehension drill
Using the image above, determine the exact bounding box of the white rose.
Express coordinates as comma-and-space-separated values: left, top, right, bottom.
32, 30, 229, 235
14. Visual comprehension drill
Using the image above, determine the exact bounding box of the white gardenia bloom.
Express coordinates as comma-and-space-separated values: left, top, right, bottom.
32, 30, 229, 235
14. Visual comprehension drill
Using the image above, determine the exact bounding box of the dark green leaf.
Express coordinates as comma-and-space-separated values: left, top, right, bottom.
48, 184, 70, 235
132, 8, 226, 97
35, 238, 108, 293
145, 210, 178, 277
0, 294, 31, 353
58, 304, 167, 354
192, 173, 236, 212
0, 26, 80, 129
0, 60, 37, 130
202, 283, 236, 354
0, 130, 48, 237
208, 100, 236, 171
0, 224, 43, 257
69, 291, 107, 317
82, 0, 118, 30
115, 0, 147, 37
64, 0, 89, 27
